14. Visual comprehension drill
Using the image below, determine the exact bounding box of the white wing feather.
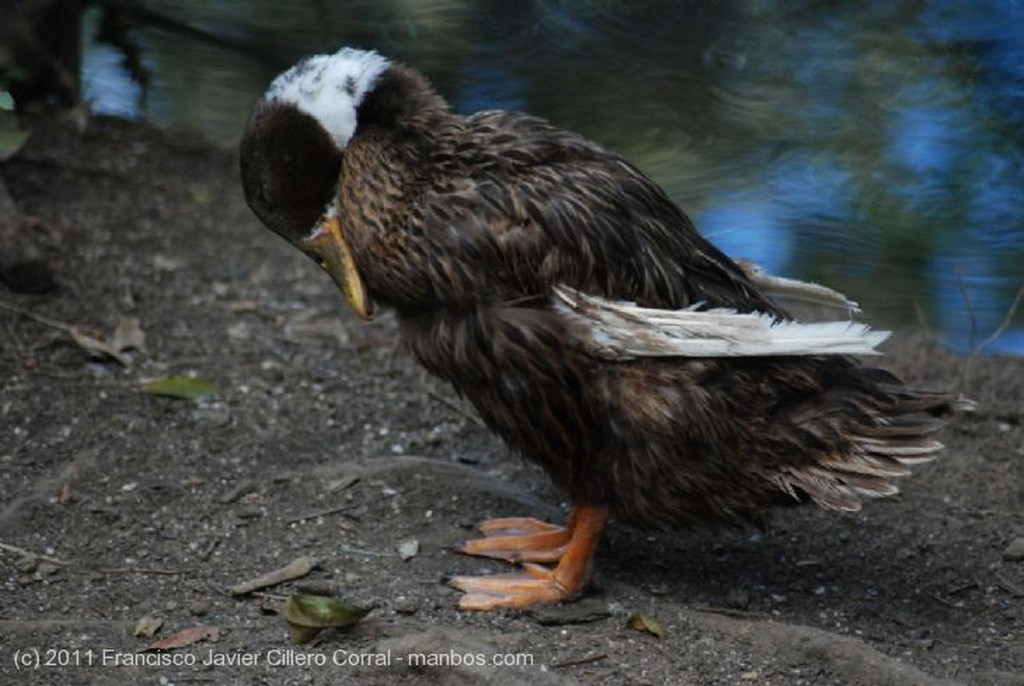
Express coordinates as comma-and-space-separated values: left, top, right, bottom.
552, 286, 889, 359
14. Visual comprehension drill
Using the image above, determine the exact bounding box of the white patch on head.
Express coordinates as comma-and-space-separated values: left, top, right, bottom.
266, 47, 390, 150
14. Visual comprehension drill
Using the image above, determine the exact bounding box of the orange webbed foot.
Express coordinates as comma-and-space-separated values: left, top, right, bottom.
449, 504, 608, 611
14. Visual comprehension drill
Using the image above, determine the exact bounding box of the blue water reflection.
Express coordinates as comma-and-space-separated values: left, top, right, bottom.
80, 0, 1024, 354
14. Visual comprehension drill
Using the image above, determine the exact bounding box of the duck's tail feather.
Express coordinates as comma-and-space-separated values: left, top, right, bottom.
771, 389, 973, 512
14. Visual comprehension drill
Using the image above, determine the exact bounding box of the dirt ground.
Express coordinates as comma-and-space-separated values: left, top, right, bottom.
1, 115, 1022, 686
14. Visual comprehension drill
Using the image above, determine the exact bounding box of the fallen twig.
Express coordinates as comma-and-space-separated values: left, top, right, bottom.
926, 591, 960, 609
0, 299, 135, 365
0, 299, 80, 335
287, 503, 362, 525
0, 541, 70, 566
94, 567, 187, 576
945, 580, 978, 596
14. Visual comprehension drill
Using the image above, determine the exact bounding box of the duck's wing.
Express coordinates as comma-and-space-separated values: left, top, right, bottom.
442, 110, 784, 315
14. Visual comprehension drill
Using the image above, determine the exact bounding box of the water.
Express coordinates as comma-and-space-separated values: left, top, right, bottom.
80, 0, 1024, 354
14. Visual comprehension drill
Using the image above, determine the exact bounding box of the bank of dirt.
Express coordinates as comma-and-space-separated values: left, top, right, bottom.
1, 116, 1022, 685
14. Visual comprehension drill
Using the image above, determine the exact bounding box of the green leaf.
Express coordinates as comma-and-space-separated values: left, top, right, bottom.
283, 595, 371, 643
626, 612, 666, 639
141, 376, 217, 400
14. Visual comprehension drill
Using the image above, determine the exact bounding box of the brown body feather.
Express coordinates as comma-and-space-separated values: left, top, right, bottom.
244, 60, 968, 531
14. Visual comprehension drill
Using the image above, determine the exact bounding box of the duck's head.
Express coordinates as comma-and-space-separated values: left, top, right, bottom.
239, 47, 392, 320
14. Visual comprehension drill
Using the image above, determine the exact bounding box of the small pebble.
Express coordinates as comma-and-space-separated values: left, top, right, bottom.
397, 538, 420, 561
1003, 537, 1024, 562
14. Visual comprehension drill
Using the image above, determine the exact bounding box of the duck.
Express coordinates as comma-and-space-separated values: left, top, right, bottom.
239, 47, 972, 610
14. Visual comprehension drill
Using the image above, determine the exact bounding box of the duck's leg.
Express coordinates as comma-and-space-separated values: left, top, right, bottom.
448, 504, 608, 610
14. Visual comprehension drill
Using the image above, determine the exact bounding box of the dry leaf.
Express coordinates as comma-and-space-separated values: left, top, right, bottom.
110, 317, 146, 354
145, 625, 219, 651
134, 616, 164, 638
229, 556, 318, 596
141, 376, 217, 400
68, 317, 144, 367
70, 329, 129, 366
626, 612, 666, 638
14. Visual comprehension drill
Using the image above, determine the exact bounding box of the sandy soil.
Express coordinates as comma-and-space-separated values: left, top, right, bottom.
1, 115, 1022, 686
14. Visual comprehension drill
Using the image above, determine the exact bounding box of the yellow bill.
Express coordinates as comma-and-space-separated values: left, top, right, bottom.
300, 216, 373, 320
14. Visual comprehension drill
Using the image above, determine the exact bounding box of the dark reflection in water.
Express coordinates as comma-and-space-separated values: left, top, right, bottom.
81, 0, 1024, 354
